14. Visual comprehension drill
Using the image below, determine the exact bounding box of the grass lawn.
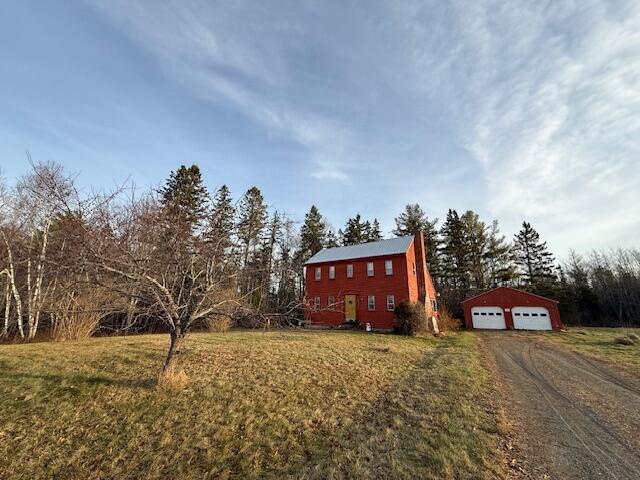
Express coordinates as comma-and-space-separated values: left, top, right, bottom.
544, 327, 640, 370
0, 330, 505, 480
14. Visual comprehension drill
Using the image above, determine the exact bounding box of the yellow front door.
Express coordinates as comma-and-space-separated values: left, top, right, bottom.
344, 295, 356, 321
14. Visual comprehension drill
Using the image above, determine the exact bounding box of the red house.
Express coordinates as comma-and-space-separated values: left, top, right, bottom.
462, 286, 563, 331
304, 233, 437, 330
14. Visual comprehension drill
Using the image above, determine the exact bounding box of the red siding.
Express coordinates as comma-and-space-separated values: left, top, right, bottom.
305, 252, 415, 330
462, 286, 563, 331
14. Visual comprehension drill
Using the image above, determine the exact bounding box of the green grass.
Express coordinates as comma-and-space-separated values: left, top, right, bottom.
0, 331, 505, 479
545, 327, 640, 369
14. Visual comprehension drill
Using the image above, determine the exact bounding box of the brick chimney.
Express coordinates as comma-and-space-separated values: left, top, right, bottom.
414, 232, 437, 314
414, 231, 428, 304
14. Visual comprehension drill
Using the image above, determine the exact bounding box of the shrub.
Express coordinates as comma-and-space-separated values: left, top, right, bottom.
49, 288, 117, 341
395, 300, 429, 336
612, 336, 635, 346
207, 315, 232, 332
437, 306, 461, 332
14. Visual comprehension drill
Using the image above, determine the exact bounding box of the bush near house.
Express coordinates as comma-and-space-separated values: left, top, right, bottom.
395, 300, 429, 336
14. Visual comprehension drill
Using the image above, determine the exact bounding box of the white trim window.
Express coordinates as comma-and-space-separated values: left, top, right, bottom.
328, 296, 335, 308
367, 261, 374, 277
413, 262, 417, 276
368, 295, 376, 311
314, 296, 321, 310
329, 265, 335, 279
346, 264, 354, 278
385, 259, 393, 275
386, 295, 395, 311
315, 267, 321, 281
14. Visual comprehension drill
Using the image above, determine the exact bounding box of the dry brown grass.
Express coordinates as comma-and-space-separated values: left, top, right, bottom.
0, 330, 504, 479
613, 336, 636, 346
546, 327, 640, 369
157, 368, 189, 390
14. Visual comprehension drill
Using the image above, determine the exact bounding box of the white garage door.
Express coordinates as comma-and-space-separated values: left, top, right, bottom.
512, 306, 552, 330
471, 306, 506, 329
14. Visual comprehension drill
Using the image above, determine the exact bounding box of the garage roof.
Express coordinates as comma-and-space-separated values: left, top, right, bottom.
305, 236, 413, 265
461, 286, 559, 303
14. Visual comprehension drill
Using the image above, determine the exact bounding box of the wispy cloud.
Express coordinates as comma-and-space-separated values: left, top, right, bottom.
87, 0, 358, 181
391, 0, 640, 251
84, 0, 640, 252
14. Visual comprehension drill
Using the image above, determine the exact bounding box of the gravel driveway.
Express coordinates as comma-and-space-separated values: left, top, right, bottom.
480, 332, 640, 480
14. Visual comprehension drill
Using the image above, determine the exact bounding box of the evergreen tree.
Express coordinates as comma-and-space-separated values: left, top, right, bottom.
300, 205, 328, 259
484, 220, 517, 287
160, 164, 209, 233
206, 185, 235, 256
253, 211, 282, 308
513, 221, 556, 287
439, 209, 469, 290
461, 210, 488, 289
368, 218, 383, 242
341, 214, 368, 245
559, 251, 601, 324
393, 203, 440, 281
237, 186, 267, 268
276, 216, 298, 310
325, 229, 339, 248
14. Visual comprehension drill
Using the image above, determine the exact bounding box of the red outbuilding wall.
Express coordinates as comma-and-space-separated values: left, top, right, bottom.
462, 286, 563, 331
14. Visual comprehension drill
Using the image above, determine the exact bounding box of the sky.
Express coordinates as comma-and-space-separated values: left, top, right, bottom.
1, 0, 639, 256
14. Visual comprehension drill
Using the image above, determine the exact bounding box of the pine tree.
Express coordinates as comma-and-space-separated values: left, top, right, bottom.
237, 186, 267, 268
393, 203, 440, 281
513, 221, 556, 288
325, 229, 339, 248
254, 211, 282, 309
368, 218, 383, 242
461, 210, 488, 289
160, 164, 209, 233
342, 214, 368, 245
439, 209, 469, 290
484, 220, 516, 287
300, 205, 328, 259
206, 185, 235, 256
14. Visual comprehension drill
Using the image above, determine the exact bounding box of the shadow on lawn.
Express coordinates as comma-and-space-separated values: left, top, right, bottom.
3, 370, 155, 390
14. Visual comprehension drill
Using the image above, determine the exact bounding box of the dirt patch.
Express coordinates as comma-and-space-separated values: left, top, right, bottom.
479, 331, 640, 480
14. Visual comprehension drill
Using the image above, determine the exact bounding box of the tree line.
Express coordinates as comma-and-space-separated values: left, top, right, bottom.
301, 203, 640, 327
0, 161, 638, 360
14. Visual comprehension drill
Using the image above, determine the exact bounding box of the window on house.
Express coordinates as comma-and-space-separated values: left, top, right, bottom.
431, 299, 438, 312
386, 295, 395, 311
315, 267, 321, 281
413, 262, 417, 276
385, 259, 393, 275
367, 262, 374, 277
329, 265, 335, 279
368, 295, 375, 311
346, 264, 353, 278
314, 296, 321, 310
328, 296, 335, 308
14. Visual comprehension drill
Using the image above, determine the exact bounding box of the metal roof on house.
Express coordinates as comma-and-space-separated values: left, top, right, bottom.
305, 236, 414, 265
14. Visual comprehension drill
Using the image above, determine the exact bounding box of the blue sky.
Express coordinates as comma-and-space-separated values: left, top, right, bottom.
1, 1, 639, 255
